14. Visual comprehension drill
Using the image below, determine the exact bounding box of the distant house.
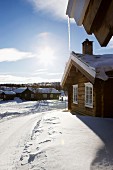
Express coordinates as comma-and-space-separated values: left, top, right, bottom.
36, 88, 61, 100
1, 91, 16, 100
14, 87, 35, 100
0, 90, 4, 99
61, 39, 113, 118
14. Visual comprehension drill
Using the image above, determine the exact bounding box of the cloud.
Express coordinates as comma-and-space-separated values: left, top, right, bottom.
0, 74, 61, 84
32, 70, 63, 77
32, 69, 48, 75
47, 72, 63, 76
28, 0, 69, 20
0, 48, 34, 62
37, 32, 51, 39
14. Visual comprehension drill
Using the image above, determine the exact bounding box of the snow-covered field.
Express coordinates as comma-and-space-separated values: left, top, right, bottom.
0, 98, 113, 170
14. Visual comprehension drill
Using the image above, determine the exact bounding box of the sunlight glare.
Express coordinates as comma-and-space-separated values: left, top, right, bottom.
38, 46, 55, 66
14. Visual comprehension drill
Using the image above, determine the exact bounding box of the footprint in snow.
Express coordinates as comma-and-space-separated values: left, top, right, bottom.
28, 151, 47, 163
44, 117, 60, 124
39, 139, 51, 144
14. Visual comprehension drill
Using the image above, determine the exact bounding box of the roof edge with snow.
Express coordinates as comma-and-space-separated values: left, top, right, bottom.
61, 52, 96, 88
61, 52, 113, 88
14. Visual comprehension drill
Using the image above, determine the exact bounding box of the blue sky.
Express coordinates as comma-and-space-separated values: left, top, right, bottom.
0, 0, 113, 84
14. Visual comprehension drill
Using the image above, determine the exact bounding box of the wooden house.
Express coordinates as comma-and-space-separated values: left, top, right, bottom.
1, 91, 16, 100
0, 90, 4, 100
61, 39, 113, 118
14, 87, 35, 100
35, 88, 61, 100
66, 0, 113, 46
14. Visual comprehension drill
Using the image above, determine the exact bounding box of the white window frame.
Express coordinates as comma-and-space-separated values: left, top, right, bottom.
50, 94, 53, 98
85, 82, 93, 108
43, 94, 47, 98
73, 84, 78, 104
31, 94, 34, 99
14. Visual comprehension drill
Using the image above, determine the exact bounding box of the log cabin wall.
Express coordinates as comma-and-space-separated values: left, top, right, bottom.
67, 65, 96, 116
94, 79, 103, 117
95, 77, 113, 118
103, 79, 113, 118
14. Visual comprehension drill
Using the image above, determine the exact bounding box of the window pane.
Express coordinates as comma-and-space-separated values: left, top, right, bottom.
85, 84, 93, 107
73, 85, 78, 104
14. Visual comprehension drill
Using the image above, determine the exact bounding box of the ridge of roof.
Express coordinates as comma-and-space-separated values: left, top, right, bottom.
61, 51, 113, 87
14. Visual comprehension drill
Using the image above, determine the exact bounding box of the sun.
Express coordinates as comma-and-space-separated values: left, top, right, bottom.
37, 46, 55, 66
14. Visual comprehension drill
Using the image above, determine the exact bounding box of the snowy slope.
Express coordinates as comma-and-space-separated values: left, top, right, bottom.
0, 100, 113, 170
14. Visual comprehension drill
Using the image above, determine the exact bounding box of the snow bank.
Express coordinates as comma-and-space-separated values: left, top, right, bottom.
14, 97, 23, 103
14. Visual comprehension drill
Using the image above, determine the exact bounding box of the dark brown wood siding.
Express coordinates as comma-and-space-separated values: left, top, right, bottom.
67, 67, 96, 116
94, 78, 113, 118
103, 79, 113, 117
94, 79, 103, 117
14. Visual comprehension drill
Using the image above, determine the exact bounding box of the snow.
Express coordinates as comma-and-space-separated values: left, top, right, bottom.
14, 87, 60, 94
0, 100, 113, 169
72, 52, 113, 81
14, 87, 27, 93
0, 90, 3, 94
66, 0, 90, 25
37, 88, 61, 94
61, 52, 113, 86
3, 90, 16, 95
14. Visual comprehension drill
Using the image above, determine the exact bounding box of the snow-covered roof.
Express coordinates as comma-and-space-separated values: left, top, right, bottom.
3, 91, 16, 95
14, 87, 27, 93
36, 88, 60, 94
61, 52, 113, 86
66, 0, 90, 26
0, 90, 3, 94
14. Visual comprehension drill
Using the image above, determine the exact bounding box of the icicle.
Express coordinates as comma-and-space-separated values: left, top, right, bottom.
68, 16, 71, 52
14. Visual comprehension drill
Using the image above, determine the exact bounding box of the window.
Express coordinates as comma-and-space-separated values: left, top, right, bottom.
25, 94, 27, 97
85, 82, 93, 108
73, 85, 78, 104
50, 94, 53, 98
31, 94, 34, 98
43, 94, 47, 98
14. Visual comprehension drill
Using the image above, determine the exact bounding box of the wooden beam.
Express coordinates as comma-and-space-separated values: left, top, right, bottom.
61, 61, 73, 88
83, 0, 112, 46
83, 0, 103, 34
83, 0, 111, 33
93, 0, 113, 46
94, 24, 112, 47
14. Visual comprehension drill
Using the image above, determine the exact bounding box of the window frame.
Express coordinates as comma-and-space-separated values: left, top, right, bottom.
31, 94, 34, 99
84, 82, 93, 108
73, 84, 78, 104
43, 94, 47, 98
50, 94, 53, 98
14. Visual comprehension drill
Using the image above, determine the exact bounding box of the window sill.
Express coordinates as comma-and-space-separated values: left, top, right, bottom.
85, 104, 93, 108
73, 102, 78, 104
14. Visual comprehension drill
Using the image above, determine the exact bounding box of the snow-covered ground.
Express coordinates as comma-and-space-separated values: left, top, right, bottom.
0, 99, 113, 170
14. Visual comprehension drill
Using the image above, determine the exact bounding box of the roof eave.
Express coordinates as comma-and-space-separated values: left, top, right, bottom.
66, 0, 90, 26
61, 53, 96, 88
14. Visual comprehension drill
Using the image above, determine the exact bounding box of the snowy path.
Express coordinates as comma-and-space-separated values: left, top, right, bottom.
0, 113, 43, 170
0, 100, 113, 169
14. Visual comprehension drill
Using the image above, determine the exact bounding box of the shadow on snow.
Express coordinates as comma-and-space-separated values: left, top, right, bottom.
76, 115, 113, 169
